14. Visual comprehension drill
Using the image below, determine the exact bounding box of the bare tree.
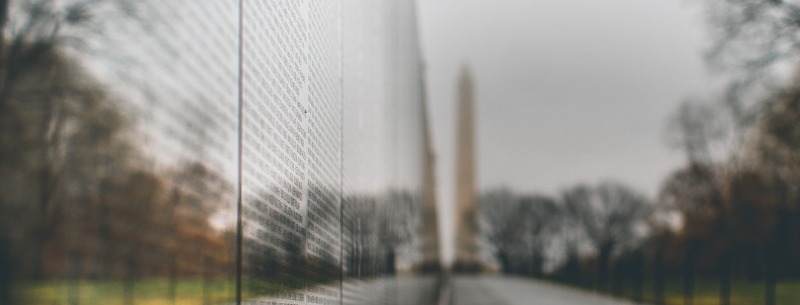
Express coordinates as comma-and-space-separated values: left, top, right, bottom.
518, 195, 559, 276
0, 1, 141, 102
379, 190, 420, 274
665, 95, 752, 305
479, 189, 523, 273
706, 0, 800, 79
752, 74, 800, 305
0, 7, 160, 305
560, 182, 651, 292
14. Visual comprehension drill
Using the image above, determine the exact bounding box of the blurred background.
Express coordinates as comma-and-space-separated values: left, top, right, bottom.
422, 1, 800, 305
2, 0, 800, 305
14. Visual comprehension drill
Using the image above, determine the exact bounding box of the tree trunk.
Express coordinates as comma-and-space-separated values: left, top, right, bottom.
34, 89, 58, 280
124, 256, 136, 305
747, 247, 760, 282
719, 249, 731, 305
766, 208, 789, 305
683, 244, 695, 305
765, 251, 776, 305
33, 159, 53, 280
611, 261, 623, 297
632, 251, 644, 303
168, 255, 176, 304
203, 256, 211, 305
0, 238, 10, 305
532, 254, 543, 277
498, 251, 510, 274
655, 248, 666, 305
386, 247, 396, 275
67, 250, 80, 305
597, 242, 613, 292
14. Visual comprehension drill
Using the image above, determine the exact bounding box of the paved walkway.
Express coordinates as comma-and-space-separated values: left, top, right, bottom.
449, 276, 641, 305
245, 276, 439, 305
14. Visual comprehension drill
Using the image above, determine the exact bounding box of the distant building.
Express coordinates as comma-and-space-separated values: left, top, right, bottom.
454, 65, 480, 271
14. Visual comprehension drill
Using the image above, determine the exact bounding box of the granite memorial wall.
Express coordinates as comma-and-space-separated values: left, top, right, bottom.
0, 1, 437, 304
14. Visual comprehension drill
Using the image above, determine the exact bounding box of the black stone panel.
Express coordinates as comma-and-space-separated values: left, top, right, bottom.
0, 1, 436, 305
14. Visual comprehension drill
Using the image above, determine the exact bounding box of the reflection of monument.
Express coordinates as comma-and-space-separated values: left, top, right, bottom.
454, 65, 479, 271
419, 78, 441, 272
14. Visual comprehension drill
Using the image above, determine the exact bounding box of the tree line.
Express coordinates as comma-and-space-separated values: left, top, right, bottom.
481, 0, 800, 304
244, 190, 422, 294
0, 38, 239, 303
478, 182, 652, 299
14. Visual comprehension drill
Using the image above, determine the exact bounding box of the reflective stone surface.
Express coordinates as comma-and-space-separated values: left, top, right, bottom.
0, 1, 436, 304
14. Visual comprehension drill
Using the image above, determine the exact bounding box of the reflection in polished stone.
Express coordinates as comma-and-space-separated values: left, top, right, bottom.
0, 1, 239, 304
0, 1, 438, 305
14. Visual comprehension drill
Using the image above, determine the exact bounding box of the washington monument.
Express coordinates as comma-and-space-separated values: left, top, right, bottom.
454, 65, 479, 271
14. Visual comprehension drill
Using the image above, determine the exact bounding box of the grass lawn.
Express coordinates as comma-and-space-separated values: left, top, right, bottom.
13, 278, 307, 305
15, 279, 236, 305
606, 278, 800, 305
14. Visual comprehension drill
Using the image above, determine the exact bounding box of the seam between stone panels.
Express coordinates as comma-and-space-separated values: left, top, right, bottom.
235, 0, 245, 304
338, 1, 345, 304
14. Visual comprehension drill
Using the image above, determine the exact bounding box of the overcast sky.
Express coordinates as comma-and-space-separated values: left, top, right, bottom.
417, 0, 715, 264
